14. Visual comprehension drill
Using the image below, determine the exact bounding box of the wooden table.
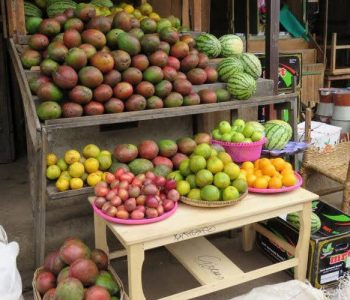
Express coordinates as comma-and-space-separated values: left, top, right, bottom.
91, 188, 318, 300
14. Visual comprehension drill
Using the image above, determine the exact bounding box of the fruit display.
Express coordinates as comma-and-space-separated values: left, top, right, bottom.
46, 145, 113, 191
21, 2, 235, 121
240, 157, 299, 190
264, 120, 293, 150
211, 119, 264, 143
34, 238, 122, 299
172, 142, 248, 202
92, 168, 179, 221
287, 211, 322, 234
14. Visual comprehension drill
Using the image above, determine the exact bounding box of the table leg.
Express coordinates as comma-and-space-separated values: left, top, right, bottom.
242, 224, 256, 251
294, 202, 312, 280
94, 214, 109, 255
127, 244, 145, 300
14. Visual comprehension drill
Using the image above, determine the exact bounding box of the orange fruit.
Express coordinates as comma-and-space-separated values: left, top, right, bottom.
246, 174, 257, 187
263, 175, 271, 182
282, 173, 297, 187
254, 159, 261, 169
254, 169, 263, 177
259, 158, 271, 169
245, 168, 254, 175
261, 164, 276, 177
253, 177, 269, 189
281, 168, 294, 176
268, 177, 283, 189
283, 162, 293, 171
275, 172, 283, 179
241, 161, 254, 171
240, 169, 248, 176
272, 157, 286, 172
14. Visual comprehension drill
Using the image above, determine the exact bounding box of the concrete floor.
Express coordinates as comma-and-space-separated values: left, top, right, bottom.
0, 157, 342, 300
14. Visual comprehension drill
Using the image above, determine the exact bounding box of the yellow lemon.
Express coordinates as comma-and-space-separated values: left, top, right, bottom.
60, 171, 71, 181
149, 12, 160, 21
56, 178, 70, 192
64, 150, 81, 164
84, 158, 100, 173
83, 144, 100, 158
46, 165, 61, 180
69, 162, 85, 178
46, 153, 58, 166
70, 178, 84, 190
87, 173, 102, 187
124, 4, 134, 14
217, 152, 232, 165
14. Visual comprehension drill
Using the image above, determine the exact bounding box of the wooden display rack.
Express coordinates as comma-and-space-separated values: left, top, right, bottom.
9, 35, 299, 266
90, 188, 317, 299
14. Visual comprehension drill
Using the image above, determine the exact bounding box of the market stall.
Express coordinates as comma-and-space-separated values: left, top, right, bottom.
6, 0, 324, 299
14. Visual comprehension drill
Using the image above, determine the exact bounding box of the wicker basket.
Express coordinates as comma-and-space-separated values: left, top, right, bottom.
32, 266, 125, 300
212, 138, 266, 163
181, 190, 248, 208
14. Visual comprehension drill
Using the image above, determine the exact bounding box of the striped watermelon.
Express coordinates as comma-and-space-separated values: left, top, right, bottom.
47, 1, 77, 17
264, 120, 292, 150
241, 53, 262, 79
287, 212, 321, 234
227, 72, 256, 100
91, 0, 114, 7
217, 57, 244, 82
24, 2, 43, 18
195, 33, 221, 58
219, 34, 244, 57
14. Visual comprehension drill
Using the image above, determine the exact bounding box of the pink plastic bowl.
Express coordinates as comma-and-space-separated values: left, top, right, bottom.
248, 172, 303, 194
92, 201, 178, 225
212, 137, 266, 163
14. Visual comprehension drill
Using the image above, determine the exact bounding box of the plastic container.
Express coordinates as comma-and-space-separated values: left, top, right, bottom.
212, 138, 266, 163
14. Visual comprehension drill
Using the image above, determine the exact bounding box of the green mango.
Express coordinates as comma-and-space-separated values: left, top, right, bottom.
95, 273, 120, 295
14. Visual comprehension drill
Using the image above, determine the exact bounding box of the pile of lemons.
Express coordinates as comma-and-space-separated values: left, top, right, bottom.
46, 144, 112, 192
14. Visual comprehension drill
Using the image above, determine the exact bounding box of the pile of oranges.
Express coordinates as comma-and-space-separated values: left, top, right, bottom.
240, 158, 297, 189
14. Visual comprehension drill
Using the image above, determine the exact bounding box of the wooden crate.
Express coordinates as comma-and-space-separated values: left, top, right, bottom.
300, 63, 324, 106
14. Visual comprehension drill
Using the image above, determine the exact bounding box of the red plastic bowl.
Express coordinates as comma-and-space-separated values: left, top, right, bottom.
248, 172, 303, 194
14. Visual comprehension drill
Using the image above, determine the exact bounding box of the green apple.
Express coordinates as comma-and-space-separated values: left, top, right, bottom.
243, 138, 252, 143
212, 129, 222, 140
218, 121, 231, 134
222, 133, 232, 142
231, 132, 245, 143
232, 119, 245, 132
251, 131, 263, 142
242, 124, 255, 138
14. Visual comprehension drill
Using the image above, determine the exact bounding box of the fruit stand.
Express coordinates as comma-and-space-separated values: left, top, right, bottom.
6, 1, 318, 299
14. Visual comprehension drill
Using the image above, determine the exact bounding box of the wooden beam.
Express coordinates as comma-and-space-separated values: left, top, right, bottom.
266, 0, 280, 94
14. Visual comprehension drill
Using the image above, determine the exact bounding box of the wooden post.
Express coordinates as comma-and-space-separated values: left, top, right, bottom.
182, 0, 190, 28
266, 0, 280, 95
193, 0, 202, 31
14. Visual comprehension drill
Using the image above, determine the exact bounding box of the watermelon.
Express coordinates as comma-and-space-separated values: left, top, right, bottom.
241, 53, 262, 79
24, 1, 43, 18
217, 57, 244, 82
47, 0, 77, 17
195, 33, 221, 58
264, 120, 292, 150
219, 34, 244, 57
91, 0, 114, 7
227, 72, 256, 100
287, 212, 321, 234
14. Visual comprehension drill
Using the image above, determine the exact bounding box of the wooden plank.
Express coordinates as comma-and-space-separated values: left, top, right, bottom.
247, 38, 310, 53
266, 0, 280, 94
300, 63, 324, 105
16, 0, 26, 35
47, 184, 94, 200
159, 258, 298, 300
42, 93, 297, 131
182, 0, 190, 28
193, 0, 202, 31
166, 237, 243, 285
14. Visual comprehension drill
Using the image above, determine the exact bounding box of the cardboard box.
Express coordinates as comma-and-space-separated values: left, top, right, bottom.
297, 121, 342, 152
256, 200, 350, 288
258, 53, 302, 91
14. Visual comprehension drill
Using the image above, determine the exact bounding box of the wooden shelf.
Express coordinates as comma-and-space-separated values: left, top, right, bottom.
46, 184, 93, 200
42, 92, 296, 131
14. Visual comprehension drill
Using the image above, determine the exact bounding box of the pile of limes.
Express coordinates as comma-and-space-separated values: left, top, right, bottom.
46, 144, 112, 192
241, 157, 297, 189
170, 143, 248, 201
